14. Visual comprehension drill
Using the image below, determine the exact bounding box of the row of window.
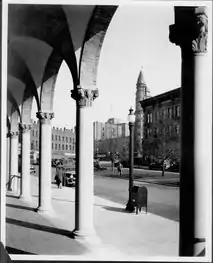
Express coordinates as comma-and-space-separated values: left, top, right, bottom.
32, 130, 75, 143
52, 134, 75, 143
146, 124, 180, 137
147, 105, 180, 123
52, 143, 75, 151
32, 140, 75, 151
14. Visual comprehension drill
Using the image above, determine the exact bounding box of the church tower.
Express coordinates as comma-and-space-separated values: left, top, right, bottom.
134, 68, 150, 158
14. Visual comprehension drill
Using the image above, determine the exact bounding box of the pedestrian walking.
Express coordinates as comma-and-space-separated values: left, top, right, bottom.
55, 163, 63, 188
117, 162, 123, 176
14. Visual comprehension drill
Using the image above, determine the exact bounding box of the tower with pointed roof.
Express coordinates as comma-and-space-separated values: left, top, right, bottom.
134, 68, 150, 158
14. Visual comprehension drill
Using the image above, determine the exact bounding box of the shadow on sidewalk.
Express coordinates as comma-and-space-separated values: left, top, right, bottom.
102, 206, 129, 213
6, 194, 20, 199
6, 218, 75, 239
6, 203, 37, 212
6, 246, 36, 255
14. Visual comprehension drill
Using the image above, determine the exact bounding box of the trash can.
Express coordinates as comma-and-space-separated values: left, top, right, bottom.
131, 185, 148, 214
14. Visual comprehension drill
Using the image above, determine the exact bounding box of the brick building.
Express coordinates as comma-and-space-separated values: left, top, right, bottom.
30, 120, 76, 160
140, 87, 181, 163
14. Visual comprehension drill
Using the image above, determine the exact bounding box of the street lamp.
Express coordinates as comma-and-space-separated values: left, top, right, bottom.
126, 107, 135, 212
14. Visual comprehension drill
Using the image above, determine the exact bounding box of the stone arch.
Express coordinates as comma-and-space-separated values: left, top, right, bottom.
40, 49, 63, 112
79, 6, 117, 89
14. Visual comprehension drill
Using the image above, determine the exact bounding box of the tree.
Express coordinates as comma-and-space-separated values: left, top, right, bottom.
142, 120, 180, 176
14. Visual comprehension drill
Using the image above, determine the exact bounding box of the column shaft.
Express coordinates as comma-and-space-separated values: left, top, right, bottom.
75, 106, 94, 235
71, 86, 98, 239
36, 112, 54, 213
20, 124, 31, 200
10, 133, 19, 193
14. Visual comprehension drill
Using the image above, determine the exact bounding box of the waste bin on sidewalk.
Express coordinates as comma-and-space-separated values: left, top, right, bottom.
131, 185, 148, 214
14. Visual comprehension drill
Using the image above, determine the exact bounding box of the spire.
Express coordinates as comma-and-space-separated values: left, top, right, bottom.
137, 66, 146, 86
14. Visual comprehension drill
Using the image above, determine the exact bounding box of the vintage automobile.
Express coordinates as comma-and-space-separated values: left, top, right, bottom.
63, 166, 76, 187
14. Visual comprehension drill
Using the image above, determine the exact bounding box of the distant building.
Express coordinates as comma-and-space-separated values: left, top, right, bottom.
140, 87, 181, 163
134, 68, 151, 158
93, 118, 129, 156
30, 120, 76, 160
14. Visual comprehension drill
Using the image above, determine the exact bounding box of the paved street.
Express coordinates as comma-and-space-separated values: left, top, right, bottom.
33, 163, 179, 222
94, 173, 179, 222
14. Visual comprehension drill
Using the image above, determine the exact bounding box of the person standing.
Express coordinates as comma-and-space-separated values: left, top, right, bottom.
55, 164, 63, 188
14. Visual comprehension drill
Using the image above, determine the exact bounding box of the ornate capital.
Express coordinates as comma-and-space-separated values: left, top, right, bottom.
36, 112, 54, 124
169, 9, 208, 54
19, 123, 32, 133
10, 131, 19, 138
71, 85, 99, 107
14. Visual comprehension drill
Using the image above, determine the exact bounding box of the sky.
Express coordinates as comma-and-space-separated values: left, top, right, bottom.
32, 2, 182, 129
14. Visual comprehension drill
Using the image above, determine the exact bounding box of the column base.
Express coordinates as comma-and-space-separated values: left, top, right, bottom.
72, 228, 101, 245
19, 195, 32, 203
36, 205, 56, 217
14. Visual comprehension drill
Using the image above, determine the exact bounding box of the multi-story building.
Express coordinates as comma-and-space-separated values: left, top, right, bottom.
30, 120, 76, 160
93, 118, 129, 156
140, 87, 181, 163
134, 68, 151, 158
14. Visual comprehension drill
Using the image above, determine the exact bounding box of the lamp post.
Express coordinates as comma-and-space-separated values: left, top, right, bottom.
126, 107, 135, 212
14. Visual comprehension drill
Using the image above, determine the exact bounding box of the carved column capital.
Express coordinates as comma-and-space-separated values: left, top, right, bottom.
71, 85, 99, 107
169, 8, 208, 54
9, 131, 19, 138
36, 112, 54, 124
19, 123, 32, 133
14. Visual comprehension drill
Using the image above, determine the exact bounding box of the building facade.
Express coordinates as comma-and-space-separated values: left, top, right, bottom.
93, 118, 129, 156
140, 87, 181, 163
134, 68, 151, 158
30, 120, 76, 160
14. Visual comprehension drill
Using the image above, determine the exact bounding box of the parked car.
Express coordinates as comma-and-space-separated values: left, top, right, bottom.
62, 166, 76, 187
30, 165, 36, 174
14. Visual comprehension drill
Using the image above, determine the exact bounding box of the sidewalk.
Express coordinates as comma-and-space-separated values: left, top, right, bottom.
6, 174, 179, 260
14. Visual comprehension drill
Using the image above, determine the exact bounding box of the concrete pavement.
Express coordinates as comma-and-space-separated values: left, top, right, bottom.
6, 174, 179, 261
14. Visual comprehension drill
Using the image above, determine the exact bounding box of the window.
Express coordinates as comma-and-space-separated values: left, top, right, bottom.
62, 145, 64, 150
52, 143, 53, 149
175, 105, 180, 117
168, 125, 172, 135
62, 136, 64, 141
55, 144, 57, 150
66, 137, 68, 142
147, 112, 152, 123
36, 131, 38, 137
147, 128, 152, 135
55, 135, 57, 140
59, 144, 61, 150
33, 130, 34, 136
59, 136, 61, 141
69, 145, 71, 151
163, 109, 167, 119
168, 108, 172, 118
156, 111, 159, 121
175, 124, 180, 134
70, 137, 71, 143
154, 127, 158, 137
52, 134, 54, 140
66, 145, 68, 150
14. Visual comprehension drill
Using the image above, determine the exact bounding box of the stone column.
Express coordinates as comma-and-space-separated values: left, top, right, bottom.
71, 85, 99, 240
36, 112, 54, 213
9, 131, 19, 194
6, 132, 11, 191
169, 7, 209, 256
19, 123, 32, 201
